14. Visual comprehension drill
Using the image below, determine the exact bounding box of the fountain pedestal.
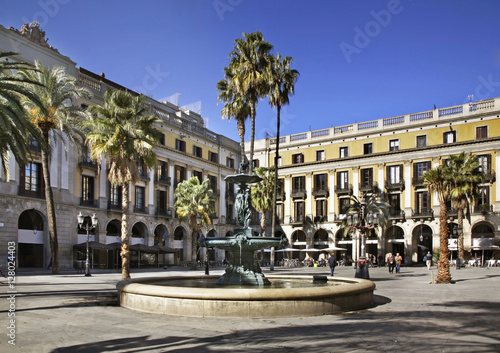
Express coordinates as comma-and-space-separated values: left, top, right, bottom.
199, 232, 288, 285
199, 167, 288, 286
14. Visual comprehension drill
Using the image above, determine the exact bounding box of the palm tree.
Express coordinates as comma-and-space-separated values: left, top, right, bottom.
0, 52, 45, 180
174, 177, 214, 270
216, 68, 250, 159
266, 53, 299, 237
423, 166, 452, 284
223, 31, 273, 173
446, 152, 485, 263
85, 90, 162, 280
250, 166, 275, 236
19, 60, 91, 274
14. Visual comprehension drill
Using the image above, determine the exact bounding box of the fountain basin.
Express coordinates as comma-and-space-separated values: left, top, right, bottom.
117, 275, 375, 318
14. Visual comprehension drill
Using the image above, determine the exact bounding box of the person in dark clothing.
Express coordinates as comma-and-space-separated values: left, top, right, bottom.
328, 255, 337, 276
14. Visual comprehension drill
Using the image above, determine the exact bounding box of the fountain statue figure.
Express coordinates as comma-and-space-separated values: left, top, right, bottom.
198, 163, 288, 285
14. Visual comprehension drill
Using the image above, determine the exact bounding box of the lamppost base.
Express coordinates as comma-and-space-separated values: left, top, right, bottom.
355, 257, 370, 279
85, 273, 91, 277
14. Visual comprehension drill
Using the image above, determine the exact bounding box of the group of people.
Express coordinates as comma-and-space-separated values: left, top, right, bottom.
386, 253, 403, 273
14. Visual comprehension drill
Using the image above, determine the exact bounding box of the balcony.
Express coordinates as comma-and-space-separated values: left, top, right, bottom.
312, 185, 329, 197
291, 187, 307, 199
79, 158, 98, 170
359, 182, 376, 193
388, 209, 405, 222
155, 175, 171, 186
139, 171, 150, 182
18, 186, 44, 199
411, 209, 434, 220
385, 179, 405, 191
275, 191, 286, 201
80, 198, 99, 208
107, 201, 122, 211
133, 205, 148, 214
155, 207, 173, 218
484, 170, 496, 182
412, 176, 425, 188
334, 184, 352, 195
473, 204, 493, 214
289, 215, 305, 226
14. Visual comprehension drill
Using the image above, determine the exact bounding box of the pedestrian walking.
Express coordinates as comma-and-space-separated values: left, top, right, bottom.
387, 253, 395, 273
395, 253, 403, 273
328, 254, 337, 276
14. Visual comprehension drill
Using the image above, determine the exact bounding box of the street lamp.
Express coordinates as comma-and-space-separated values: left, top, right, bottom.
77, 212, 98, 277
452, 224, 462, 270
346, 197, 379, 279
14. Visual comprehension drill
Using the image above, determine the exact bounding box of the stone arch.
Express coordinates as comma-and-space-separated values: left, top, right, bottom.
17, 209, 46, 268
412, 223, 433, 263
335, 228, 353, 265
206, 229, 217, 237
131, 222, 148, 245
154, 224, 169, 246
173, 226, 188, 262
105, 219, 121, 243
471, 221, 495, 238
386, 225, 405, 259
313, 228, 329, 249
470, 221, 497, 264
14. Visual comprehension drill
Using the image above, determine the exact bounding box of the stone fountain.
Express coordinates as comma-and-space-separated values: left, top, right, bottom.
116, 164, 375, 318
198, 165, 289, 285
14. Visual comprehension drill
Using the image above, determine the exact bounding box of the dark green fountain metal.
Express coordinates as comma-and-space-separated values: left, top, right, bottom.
198, 164, 288, 286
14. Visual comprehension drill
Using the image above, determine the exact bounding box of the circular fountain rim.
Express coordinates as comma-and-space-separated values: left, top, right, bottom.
117, 275, 375, 301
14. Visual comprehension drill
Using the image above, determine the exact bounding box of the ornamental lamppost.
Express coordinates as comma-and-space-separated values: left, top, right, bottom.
77, 212, 98, 277
346, 197, 379, 279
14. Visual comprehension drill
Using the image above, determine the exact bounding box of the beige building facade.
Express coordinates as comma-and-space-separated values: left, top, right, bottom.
0, 23, 240, 270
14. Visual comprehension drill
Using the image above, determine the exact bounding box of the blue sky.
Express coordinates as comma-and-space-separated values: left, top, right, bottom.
2, 0, 500, 142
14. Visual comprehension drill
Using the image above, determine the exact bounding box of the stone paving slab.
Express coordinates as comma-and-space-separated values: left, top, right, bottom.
1, 265, 499, 352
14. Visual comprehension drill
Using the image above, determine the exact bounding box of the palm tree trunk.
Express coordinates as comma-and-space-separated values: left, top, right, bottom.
191, 229, 199, 271
458, 208, 464, 261
121, 183, 131, 280
436, 203, 451, 283
237, 118, 245, 161
249, 101, 256, 174
260, 212, 267, 236
41, 141, 59, 274
271, 105, 281, 239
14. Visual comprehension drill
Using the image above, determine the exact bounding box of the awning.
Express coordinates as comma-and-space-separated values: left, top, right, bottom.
73, 241, 116, 251
130, 244, 159, 253
153, 244, 178, 254
322, 246, 348, 251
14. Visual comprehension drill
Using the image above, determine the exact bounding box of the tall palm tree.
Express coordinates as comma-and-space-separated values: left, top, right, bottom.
216, 68, 250, 159
223, 31, 273, 173
446, 152, 485, 262
266, 53, 299, 237
174, 176, 214, 270
250, 166, 275, 236
85, 90, 161, 280
423, 166, 452, 284
0, 52, 45, 180
19, 60, 91, 274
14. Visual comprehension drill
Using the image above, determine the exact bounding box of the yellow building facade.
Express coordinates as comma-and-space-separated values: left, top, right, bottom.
250, 99, 500, 266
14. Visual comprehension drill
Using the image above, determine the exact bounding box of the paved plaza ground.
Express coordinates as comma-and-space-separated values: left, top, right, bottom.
1, 264, 499, 352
